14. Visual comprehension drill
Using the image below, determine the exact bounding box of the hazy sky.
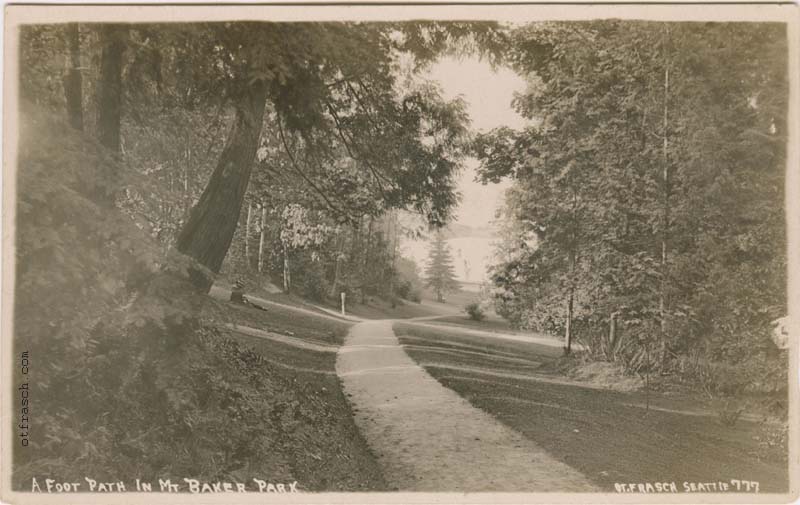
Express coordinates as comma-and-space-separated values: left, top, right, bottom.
399, 57, 527, 282
426, 57, 527, 229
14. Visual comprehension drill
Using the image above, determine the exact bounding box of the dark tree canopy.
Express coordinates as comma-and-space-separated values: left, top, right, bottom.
476, 21, 787, 389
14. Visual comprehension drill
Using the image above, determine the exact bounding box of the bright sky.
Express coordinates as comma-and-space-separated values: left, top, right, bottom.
400, 57, 527, 283
426, 57, 527, 229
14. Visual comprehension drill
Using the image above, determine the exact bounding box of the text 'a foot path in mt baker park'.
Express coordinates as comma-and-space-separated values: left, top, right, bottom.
336, 320, 598, 492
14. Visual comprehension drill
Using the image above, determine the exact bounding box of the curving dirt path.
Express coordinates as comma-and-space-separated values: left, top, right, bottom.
336, 320, 598, 492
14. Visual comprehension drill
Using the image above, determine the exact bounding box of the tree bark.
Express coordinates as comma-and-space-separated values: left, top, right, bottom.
176, 81, 268, 292
565, 190, 578, 355
329, 231, 346, 298
362, 217, 373, 304
245, 201, 253, 267
565, 285, 574, 355
183, 159, 191, 214
62, 23, 83, 131
660, 33, 671, 365
97, 24, 126, 152
258, 202, 267, 273
609, 312, 618, 349
388, 211, 397, 308
349, 218, 362, 299
282, 242, 291, 293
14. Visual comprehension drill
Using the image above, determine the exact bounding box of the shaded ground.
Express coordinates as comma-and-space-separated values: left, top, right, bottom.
336, 320, 597, 492
395, 324, 789, 493
212, 282, 454, 321
209, 285, 352, 342
395, 321, 567, 357
208, 297, 388, 492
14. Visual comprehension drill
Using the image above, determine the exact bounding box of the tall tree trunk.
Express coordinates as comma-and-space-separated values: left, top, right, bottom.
95, 24, 126, 205
97, 24, 125, 152
660, 33, 671, 365
176, 81, 268, 292
258, 202, 267, 273
182, 146, 192, 215
565, 190, 578, 355
565, 288, 574, 355
245, 201, 253, 267
349, 218, 362, 299
282, 242, 291, 293
329, 231, 346, 298
362, 217, 373, 304
62, 23, 83, 131
609, 311, 618, 349
388, 212, 397, 308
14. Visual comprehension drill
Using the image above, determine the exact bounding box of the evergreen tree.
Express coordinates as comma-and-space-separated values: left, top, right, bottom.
476, 21, 787, 385
424, 231, 460, 302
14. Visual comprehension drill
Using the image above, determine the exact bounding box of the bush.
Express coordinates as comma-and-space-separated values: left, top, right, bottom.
395, 279, 412, 299
465, 302, 485, 321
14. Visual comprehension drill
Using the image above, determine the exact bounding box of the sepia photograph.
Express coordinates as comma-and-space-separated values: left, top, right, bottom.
1, 3, 797, 503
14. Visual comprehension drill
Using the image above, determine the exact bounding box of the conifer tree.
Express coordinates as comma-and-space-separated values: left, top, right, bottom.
424, 231, 460, 302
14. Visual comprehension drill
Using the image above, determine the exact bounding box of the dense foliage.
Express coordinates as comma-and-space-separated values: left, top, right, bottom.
13, 21, 485, 487
476, 21, 788, 394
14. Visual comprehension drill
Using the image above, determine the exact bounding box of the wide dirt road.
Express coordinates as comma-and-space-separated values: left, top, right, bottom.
336, 320, 598, 492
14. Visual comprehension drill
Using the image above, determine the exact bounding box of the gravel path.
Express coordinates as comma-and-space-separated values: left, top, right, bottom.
336, 320, 598, 492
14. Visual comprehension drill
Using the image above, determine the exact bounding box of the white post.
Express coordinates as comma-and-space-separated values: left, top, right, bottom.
341, 292, 346, 316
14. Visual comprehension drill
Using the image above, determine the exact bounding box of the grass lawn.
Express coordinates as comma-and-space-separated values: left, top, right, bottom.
422, 288, 481, 307
430, 313, 529, 335
340, 297, 447, 320
395, 324, 789, 493
207, 297, 387, 491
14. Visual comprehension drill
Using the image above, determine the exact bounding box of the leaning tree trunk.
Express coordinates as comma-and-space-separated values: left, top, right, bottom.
62, 23, 83, 131
176, 81, 268, 292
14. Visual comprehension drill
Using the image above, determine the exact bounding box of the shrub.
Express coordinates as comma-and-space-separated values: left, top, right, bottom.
395, 279, 412, 299
465, 302, 485, 321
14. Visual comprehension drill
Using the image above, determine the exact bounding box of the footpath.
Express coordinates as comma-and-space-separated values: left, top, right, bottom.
335, 320, 598, 492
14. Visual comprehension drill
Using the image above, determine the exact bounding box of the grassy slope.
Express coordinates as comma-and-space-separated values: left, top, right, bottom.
338, 299, 440, 320
206, 298, 387, 491
394, 324, 789, 493
213, 281, 448, 321
216, 298, 349, 344
428, 313, 530, 335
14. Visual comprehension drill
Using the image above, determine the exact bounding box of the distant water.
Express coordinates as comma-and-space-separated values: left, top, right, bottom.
401, 236, 495, 284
